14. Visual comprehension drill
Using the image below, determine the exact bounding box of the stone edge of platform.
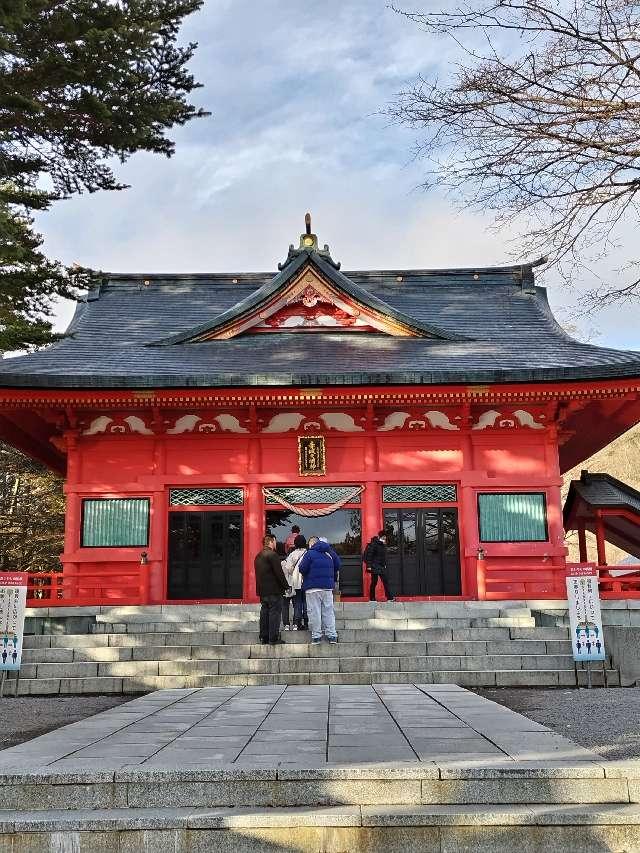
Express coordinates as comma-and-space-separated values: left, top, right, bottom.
0, 760, 639, 784
1, 803, 640, 833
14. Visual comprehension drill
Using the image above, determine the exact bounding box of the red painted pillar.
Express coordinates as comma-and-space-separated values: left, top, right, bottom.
363, 431, 380, 600
476, 550, 487, 600
544, 429, 566, 586
63, 431, 80, 599
148, 437, 166, 603
245, 430, 262, 602
148, 490, 166, 603
595, 512, 607, 566
461, 426, 479, 598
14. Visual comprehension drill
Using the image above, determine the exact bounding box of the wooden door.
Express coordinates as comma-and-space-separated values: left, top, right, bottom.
168, 511, 243, 599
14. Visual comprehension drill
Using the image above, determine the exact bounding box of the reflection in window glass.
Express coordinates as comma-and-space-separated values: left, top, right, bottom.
402, 511, 417, 556
266, 510, 361, 556
384, 512, 400, 557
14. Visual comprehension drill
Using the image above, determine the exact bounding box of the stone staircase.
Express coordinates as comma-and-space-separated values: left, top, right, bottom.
18, 602, 619, 694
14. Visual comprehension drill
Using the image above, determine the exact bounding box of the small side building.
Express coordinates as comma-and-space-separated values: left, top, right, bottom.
1, 220, 640, 605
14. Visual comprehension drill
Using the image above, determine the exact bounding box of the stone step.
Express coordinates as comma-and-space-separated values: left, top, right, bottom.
89, 603, 522, 622
26, 625, 569, 648
17, 653, 581, 680
89, 616, 536, 634
1, 802, 639, 851
470, 617, 536, 627
20, 638, 574, 663
12, 667, 620, 694
0, 765, 633, 809
18, 616, 584, 694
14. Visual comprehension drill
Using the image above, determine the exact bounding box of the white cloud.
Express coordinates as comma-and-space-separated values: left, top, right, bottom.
34, 0, 638, 350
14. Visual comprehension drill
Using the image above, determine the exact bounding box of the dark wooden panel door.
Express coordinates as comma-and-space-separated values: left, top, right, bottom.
168, 511, 243, 600
383, 508, 461, 596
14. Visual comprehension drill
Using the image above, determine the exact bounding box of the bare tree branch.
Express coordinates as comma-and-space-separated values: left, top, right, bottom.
388, 0, 640, 303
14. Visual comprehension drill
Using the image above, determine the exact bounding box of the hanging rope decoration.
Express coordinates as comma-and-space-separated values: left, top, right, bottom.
262, 485, 364, 517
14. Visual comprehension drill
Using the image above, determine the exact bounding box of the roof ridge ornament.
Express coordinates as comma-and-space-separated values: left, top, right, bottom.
278, 212, 341, 271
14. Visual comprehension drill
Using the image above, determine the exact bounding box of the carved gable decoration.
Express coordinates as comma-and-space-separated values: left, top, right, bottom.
256, 273, 376, 333
197, 265, 420, 340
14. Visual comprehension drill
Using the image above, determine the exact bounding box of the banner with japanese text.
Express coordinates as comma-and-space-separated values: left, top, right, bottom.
0, 573, 28, 672
566, 564, 606, 662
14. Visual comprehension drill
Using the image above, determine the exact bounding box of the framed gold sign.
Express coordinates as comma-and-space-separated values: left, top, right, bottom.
298, 435, 326, 476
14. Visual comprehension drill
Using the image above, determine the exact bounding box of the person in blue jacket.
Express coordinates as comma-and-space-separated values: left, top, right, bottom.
298, 537, 339, 644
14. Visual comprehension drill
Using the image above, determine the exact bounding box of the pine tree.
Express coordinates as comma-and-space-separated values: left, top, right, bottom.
0, 0, 206, 350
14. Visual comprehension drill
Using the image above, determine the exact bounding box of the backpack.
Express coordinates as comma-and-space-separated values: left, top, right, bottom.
362, 541, 374, 565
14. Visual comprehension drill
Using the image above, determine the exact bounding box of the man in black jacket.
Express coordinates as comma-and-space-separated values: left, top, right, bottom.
363, 530, 395, 602
255, 534, 290, 644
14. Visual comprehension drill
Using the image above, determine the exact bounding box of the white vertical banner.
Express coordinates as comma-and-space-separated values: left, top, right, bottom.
566, 565, 606, 662
0, 573, 28, 672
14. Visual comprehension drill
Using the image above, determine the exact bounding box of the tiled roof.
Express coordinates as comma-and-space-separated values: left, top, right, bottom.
564, 472, 640, 521
563, 472, 640, 558
2, 256, 640, 388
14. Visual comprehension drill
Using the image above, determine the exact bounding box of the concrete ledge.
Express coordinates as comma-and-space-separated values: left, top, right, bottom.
0, 804, 640, 832
0, 825, 636, 853
1, 803, 639, 832
3, 762, 633, 785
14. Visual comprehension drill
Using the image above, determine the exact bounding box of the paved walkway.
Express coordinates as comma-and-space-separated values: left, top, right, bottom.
0, 685, 602, 772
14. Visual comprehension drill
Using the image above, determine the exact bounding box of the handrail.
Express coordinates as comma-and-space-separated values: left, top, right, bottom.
477, 559, 640, 600
26, 566, 147, 606
595, 564, 640, 596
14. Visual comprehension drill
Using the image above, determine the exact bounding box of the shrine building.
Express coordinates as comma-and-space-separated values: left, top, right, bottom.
1, 217, 640, 606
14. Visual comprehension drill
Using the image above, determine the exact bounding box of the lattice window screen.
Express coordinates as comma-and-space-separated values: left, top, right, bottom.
264, 486, 361, 505
169, 488, 244, 506
81, 498, 150, 547
382, 484, 457, 503
478, 492, 548, 542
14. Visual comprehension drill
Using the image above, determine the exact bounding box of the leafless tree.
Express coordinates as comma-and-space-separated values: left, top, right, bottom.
388, 1, 640, 305
0, 443, 64, 572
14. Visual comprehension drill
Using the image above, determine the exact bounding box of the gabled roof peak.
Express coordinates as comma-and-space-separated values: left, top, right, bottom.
278, 212, 341, 271
150, 247, 470, 345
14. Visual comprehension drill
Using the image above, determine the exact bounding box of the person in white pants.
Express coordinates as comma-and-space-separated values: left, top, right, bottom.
298, 536, 339, 645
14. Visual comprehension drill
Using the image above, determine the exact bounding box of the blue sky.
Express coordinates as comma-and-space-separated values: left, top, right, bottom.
36, 0, 639, 349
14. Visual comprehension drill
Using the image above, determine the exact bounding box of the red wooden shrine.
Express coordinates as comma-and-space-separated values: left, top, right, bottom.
1, 217, 640, 605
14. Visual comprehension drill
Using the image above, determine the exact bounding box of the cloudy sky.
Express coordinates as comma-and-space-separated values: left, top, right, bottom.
37, 0, 639, 348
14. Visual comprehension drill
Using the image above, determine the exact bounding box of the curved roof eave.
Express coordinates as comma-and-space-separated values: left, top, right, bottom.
2, 361, 640, 390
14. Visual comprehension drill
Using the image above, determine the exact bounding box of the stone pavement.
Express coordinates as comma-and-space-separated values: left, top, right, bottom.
0, 684, 600, 771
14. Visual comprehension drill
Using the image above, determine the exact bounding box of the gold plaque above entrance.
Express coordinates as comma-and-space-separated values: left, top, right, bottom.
298, 435, 326, 476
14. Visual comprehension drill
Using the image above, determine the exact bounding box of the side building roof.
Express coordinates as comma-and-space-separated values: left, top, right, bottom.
2, 235, 640, 389
564, 471, 640, 522
564, 471, 640, 559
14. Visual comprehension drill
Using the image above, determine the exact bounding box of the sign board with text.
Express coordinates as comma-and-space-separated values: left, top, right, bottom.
0, 573, 28, 672
566, 565, 606, 662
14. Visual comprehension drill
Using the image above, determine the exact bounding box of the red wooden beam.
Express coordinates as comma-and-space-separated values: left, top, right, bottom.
0, 414, 66, 475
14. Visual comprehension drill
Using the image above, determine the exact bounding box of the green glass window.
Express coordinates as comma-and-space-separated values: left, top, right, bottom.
170, 488, 243, 506
478, 493, 548, 542
383, 484, 457, 503
264, 487, 360, 505
81, 498, 150, 547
